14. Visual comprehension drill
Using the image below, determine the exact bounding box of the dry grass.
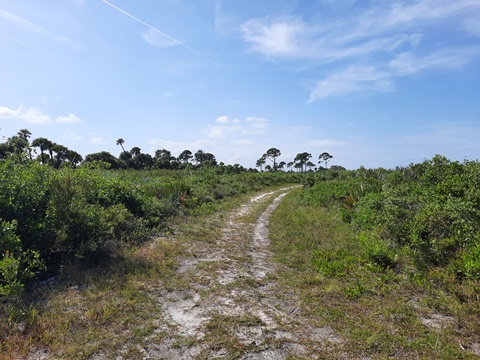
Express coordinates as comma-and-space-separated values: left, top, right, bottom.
0, 237, 182, 359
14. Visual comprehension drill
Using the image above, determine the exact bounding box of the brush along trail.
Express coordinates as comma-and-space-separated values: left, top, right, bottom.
138, 187, 343, 359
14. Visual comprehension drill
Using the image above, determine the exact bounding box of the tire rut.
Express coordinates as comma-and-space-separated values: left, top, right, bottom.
137, 187, 343, 359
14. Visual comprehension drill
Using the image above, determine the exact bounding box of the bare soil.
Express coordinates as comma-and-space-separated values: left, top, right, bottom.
133, 187, 343, 359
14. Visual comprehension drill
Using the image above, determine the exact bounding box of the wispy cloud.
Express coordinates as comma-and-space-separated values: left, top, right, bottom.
215, 115, 229, 123
101, 0, 224, 68
0, 105, 84, 125
389, 47, 480, 75
56, 114, 83, 123
208, 116, 268, 138
142, 28, 178, 47
241, 17, 305, 57
147, 115, 271, 165
308, 66, 393, 101
0, 105, 51, 124
90, 137, 105, 144
0, 8, 83, 50
308, 45, 480, 101
240, 0, 480, 100
0, 9, 43, 32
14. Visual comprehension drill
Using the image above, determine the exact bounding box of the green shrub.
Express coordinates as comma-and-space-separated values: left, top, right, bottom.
359, 234, 398, 270
458, 238, 480, 280
301, 155, 480, 279
0, 220, 43, 298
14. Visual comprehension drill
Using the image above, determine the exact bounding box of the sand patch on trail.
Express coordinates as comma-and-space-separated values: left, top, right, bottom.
136, 186, 343, 359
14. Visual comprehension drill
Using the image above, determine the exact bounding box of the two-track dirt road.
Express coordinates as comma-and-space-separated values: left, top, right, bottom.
134, 187, 342, 359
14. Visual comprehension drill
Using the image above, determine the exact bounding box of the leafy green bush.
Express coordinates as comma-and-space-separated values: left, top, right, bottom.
359, 234, 398, 270
0, 220, 43, 298
302, 155, 480, 280
458, 238, 480, 280
0, 160, 302, 297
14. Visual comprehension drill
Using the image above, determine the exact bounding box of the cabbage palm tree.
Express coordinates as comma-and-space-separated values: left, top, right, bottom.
116, 138, 128, 168
31, 137, 52, 165
65, 150, 83, 168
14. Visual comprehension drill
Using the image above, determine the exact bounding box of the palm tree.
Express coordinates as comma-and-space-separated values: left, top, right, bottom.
7, 135, 29, 161
116, 138, 126, 151
116, 138, 128, 168
130, 147, 141, 157
51, 144, 68, 169
65, 150, 83, 168
17, 129, 32, 141
31, 137, 52, 165
46, 141, 55, 167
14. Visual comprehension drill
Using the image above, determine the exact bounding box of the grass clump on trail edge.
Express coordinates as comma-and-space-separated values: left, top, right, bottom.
269, 157, 480, 359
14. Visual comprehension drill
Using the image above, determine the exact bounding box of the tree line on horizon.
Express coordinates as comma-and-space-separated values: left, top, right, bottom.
256, 147, 344, 172
0, 129, 343, 172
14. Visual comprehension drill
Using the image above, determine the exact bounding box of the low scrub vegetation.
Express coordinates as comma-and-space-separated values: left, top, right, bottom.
270, 155, 480, 358
0, 160, 301, 299
1, 152, 479, 358
301, 155, 480, 280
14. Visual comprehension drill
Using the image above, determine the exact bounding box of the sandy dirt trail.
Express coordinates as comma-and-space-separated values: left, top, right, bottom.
131, 187, 342, 359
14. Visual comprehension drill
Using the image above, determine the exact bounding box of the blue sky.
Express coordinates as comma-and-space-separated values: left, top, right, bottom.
1, 0, 479, 169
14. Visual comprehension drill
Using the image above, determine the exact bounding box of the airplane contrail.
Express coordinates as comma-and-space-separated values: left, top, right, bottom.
101, 0, 224, 69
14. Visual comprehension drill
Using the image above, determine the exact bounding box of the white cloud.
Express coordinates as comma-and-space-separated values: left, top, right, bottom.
0, 106, 18, 118
0, 105, 85, 125
241, 17, 305, 57
389, 47, 480, 75
309, 46, 480, 101
0, 105, 52, 124
216, 115, 229, 123
142, 28, 178, 47
208, 127, 227, 138
308, 66, 393, 101
242, 117, 269, 133
241, 1, 480, 101
209, 116, 270, 137
208, 125, 243, 138
56, 114, 83, 123
90, 137, 105, 144
245, 116, 267, 122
